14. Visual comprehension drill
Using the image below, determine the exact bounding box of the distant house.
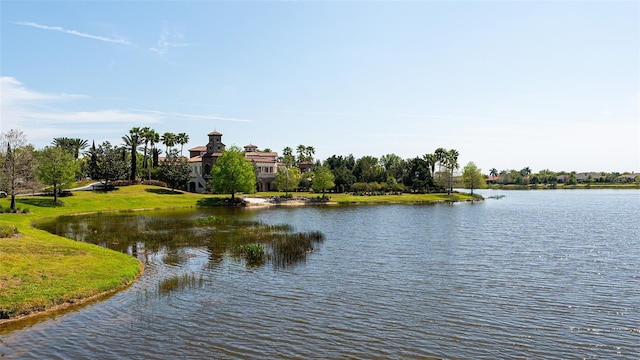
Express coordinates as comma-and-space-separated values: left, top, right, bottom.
485, 176, 499, 184
187, 131, 278, 193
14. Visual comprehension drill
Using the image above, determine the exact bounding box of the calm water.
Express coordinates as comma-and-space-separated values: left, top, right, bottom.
1, 189, 639, 359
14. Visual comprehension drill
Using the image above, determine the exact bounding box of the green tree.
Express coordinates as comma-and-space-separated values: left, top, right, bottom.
161, 132, 176, 154
274, 166, 302, 196
122, 127, 142, 181
53, 137, 88, 159
36, 146, 78, 203
380, 153, 405, 183
87, 140, 99, 180
95, 141, 129, 187
461, 161, 486, 195
279, 146, 295, 167
1, 129, 35, 211
354, 155, 384, 183
489, 168, 498, 178
311, 165, 335, 198
176, 132, 190, 156
210, 146, 256, 201
158, 149, 191, 192
434, 147, 448, 186
445, 149, 459, 194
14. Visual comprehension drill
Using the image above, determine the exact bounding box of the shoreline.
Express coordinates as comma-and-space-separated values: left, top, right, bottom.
0, 260, 144, 331
0, 185, 477, 327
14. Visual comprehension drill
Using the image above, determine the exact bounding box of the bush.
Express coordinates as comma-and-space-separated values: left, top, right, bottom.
0, 224, 19, 238
142, 180, 168, 187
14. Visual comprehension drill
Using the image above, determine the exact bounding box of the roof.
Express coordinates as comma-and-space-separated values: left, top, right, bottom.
188, 156, 202, 163
208, 131, 223, 136
244, 144, 258, 148
189, 145, 206, 152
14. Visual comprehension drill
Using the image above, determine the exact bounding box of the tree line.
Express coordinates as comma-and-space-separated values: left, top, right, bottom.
1, 127, 487, 210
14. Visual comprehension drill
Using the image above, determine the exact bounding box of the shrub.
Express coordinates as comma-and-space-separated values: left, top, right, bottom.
0, 224, 19, 238
142, 180, 168, 187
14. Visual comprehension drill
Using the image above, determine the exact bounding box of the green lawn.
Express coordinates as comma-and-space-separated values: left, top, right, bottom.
0, 185, 476, 323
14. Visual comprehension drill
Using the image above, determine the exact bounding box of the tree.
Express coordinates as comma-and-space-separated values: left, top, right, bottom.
311, 165, 335, 198
354, 155, 383, 183
161, 132, 176, 154
296, 144, 307, 163
434, 147, 448, 186
158, 149, 191, 192
36, 146, 78, 203
489, 168, 498, 178
210, 146, 256, 201
95, 141, 129, 187
122, 127, 142, 181
461, 162, 486, 195
53, 137, 88, 159
423, 153, 438, 179
88, 140, 99, 180
445, 149, 459, 194
147, 130, 160, 179
380, 153, 405, 183
139, 127, 152, 171
279, 146, 295, 167
176, 132, 189, 156
1, 129, 35, 211
274, 166, 302, 196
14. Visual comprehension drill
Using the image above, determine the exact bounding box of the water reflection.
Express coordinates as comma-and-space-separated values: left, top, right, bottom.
35, 208, 324, 270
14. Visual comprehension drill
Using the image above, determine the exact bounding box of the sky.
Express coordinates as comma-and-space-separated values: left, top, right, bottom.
1, 1, 638, 173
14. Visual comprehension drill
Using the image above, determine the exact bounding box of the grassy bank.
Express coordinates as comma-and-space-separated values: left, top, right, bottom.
252, 191, 479, 203
0, 186, 219, 323
0, 185, 475, 323
487, 183, 640, 190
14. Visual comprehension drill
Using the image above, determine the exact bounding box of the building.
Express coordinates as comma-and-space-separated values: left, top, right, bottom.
187, 131, 278, 193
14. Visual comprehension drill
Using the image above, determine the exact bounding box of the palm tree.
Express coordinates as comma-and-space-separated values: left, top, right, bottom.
434, 147, 447, 185
423, 153, 437, 179
147, 129, 160, 179
69, 138, 89, 159
446, 148, 459, 195
304, 146, 315, 162
122, 127, 143, 181
161, 132, 176, 154
296, 144, 307, 163
176, 132, 189, 156
489, 168, 498, 178
139, 127, 151, 170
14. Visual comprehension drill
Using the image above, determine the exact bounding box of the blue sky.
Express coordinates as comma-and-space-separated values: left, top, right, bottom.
1, 1, 638, 173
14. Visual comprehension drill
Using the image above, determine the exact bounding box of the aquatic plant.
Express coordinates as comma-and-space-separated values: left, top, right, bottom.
157, 273, 205, 295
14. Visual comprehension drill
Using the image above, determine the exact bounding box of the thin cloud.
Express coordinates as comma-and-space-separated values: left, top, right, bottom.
150, 26, 191, 55
130, 109, 252, 122
0, 77, 158, 140
14, 21, 131, 45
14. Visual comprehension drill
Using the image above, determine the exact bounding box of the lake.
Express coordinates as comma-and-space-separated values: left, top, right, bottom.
1, 189, 639, 358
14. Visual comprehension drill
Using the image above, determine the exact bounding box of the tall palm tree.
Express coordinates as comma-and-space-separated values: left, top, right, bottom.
446, 149, 459, 195
147, 129, 160, 179
489, 168, 498, 178
123, 127, 143, 181
176, 132, 189, 156
161, 132, 176, 154
423, 153, 437, 179
296, 144, 307, 163
139, 127, 151, 170
304, 146, 315, 162
434, 147, 447, 185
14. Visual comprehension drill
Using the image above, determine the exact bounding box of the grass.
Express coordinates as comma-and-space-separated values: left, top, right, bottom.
0, 184, 477, 323
251, 191, 479, 204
